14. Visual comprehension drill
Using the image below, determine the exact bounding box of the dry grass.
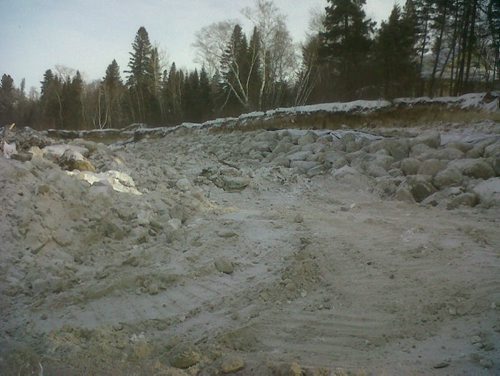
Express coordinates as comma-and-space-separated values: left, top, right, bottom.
210, 106, 499, 134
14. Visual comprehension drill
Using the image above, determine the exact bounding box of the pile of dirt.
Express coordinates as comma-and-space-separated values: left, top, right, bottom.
0, 119, 499, 375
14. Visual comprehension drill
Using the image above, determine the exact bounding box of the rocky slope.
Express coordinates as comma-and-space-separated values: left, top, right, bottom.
0, 116, 499, 375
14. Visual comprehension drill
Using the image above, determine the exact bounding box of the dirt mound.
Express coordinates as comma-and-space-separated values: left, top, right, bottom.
0, 119, 499, 375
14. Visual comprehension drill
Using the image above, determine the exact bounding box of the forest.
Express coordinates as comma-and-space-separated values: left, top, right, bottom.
0, 0, 499, 130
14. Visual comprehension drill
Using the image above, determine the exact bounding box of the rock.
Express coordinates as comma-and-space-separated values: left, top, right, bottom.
449, 158, 495, 180
429, 147, 465, 160
493, 158, 500, 178
376, 176, 400, 197
321, 152, 348, 169
272, 140, 294, 154
365, 163, 388, 177
447, 141, 473, 153
446, 193, 478, 209
405, 175, 437, 202
294, 214, 304, 223
306, 165, 325, 177
217, 176, 251, 192
400, 158, 420, 176
167, 218, 182, 232
466, 145, 484, 159
433, 167, 463, 189
220, 355, 245, 374
472, 178, 500, 206
11, 152, 32, 162
479, 358, 493, 369
215, 258, 234, 274
217, 230, 239, 238
170, 347, 201, 369
13, 126, 53, 151
417, 159, 447, 177
161, 368, 190, 376
59, 149, 96, 172
410, 143, 433, 158
43, 144, 89, 160
382, 139, 410, 161
287, 150, 311, 162
413, 131, 441, 148
288, 361, 303, 376
394, 187, 416, 203
176, 178, 191, 192
433, 361, 450, 369
290, 160, 319, 173
484, 141, 500, 158
298, 132, 317, 145
470, 335, 482, 344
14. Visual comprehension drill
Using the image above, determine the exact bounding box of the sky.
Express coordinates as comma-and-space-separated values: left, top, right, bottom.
0, 0, 403, 91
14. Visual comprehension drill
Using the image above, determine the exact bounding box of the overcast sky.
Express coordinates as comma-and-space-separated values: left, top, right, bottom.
0, 0, 403, 91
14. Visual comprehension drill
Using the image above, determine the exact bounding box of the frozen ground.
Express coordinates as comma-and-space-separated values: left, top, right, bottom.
0, 118, 499, 375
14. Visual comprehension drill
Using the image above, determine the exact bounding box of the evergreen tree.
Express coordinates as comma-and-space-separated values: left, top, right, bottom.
102, 59, 125, 128
40, 69, 63, 128
374, 5, 418, 98
220, 24, 250, 114
0, 74, 15, 124
247, 27, 262, 108
320, 0, 375, 99
199, 67, 214, 121
61, 71, 83, 129
148, 47, 163, 123
126, 26, 153, 122
163, 63, 184, 124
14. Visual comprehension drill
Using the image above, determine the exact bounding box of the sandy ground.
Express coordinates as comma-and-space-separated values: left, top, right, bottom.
0, 121, 499, 375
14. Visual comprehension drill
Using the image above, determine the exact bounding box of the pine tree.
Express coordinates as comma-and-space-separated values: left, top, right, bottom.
320, 0, 375, 99
199, 67, 214, 121
126, 26, 153, 122
220, 24, 251, 113
375, 5, 418, 98
247, 27, 262, 108
40, 69, 63, 128
0, 74, 15, 124
101, 59, 125, 128
163, 63, 184, 124
61, 71, 83, 129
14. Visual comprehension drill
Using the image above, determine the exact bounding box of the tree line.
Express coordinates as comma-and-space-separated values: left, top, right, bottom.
1, 0, 498, 130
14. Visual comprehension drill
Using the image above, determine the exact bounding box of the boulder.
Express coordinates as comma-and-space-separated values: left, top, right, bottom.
216, 176, 251, 192
417, 159, 447, 177
449, 158, 495, 180
215, 257, 234, 274
484, 141, 500, 158
433, 167, 463, 189
59, 149, 96, 172
405, 175, 437, 202
272, 140, 293, 155
410, 143, 433, 158
446, 193, 478, 209
220, 355, 245, 374
176, 178, 191, 192
400, 158, 421, 176
427, 147, 465, 160
472, 178, 500, 207
290, 160, 320, 173
170, 347, 201, 369
287, 150, 311, 162
321, 151, 348, 170
413, 131, 441, 148
382, 139, 410, 161
298, 132, 317, 145
447, 141, 473, 153
366, 163, 388, 178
